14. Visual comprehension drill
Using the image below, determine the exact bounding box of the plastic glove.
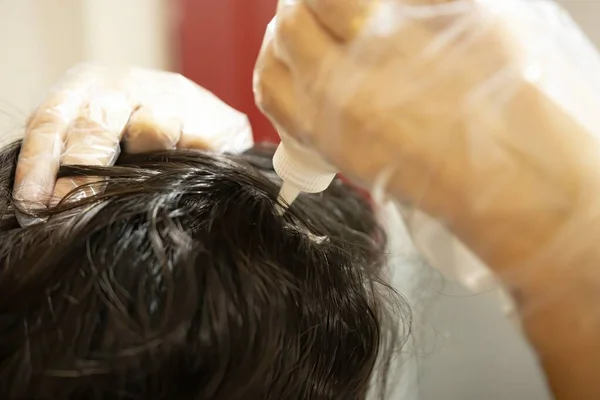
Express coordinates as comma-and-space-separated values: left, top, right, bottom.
14, 64, 253, 221
255, 1, 600, 397
255, 0, 600, 286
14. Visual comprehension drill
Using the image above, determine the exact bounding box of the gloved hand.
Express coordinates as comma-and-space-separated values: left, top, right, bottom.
254, 2, 600, 397
14, 64, 253, 220
254, 0, 600, 277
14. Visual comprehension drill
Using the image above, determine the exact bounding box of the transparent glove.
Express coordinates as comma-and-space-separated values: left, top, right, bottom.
14, 64, 253, 223
256, 3, 600, 395
254, 0, 600, 292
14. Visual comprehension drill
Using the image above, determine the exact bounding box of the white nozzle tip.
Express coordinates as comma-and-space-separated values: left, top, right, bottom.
276, 181, 301, 214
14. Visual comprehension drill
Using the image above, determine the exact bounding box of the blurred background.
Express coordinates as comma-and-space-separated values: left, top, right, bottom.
0, 1, 597, 399
0, 0, 279, 144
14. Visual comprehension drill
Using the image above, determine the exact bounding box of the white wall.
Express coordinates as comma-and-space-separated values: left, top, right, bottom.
561, 0, 600, 45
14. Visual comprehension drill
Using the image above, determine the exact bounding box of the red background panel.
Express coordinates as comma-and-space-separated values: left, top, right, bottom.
178, 0, 279, 143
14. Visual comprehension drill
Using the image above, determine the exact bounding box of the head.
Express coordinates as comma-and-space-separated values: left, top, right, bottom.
0, 142, 409, 399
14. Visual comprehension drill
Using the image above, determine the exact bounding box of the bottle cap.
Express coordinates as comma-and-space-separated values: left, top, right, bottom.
273, 142, 336, 193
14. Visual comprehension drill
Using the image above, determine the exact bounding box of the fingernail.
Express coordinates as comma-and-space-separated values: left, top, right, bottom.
15, 208, 46, 227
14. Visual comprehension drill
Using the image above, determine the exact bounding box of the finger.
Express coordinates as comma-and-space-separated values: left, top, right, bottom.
302, 0, 376, 41
122, 68, 184, 153
13, 89, 84, 214
275, 1, 342, 87
122, 105, 182, 153
178, 113, 253, 154
177, 85, 254, 154
254, 42, 316, 147
303, 0, 458, 41
50, 90, 132, 206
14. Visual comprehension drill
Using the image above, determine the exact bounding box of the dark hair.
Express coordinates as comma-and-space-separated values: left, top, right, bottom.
0, 141, 409, 399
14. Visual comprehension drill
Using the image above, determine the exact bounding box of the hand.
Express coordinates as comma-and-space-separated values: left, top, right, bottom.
254, 0, 600, 276
255, 2, 600, 397
14, 64, 253, 219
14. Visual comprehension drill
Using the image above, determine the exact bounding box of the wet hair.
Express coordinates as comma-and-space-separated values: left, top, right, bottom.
0, 141, 409, 399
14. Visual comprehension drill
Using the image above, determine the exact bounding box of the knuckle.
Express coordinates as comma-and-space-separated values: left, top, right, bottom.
254, 50, 280, 108
275, 7, 296, 38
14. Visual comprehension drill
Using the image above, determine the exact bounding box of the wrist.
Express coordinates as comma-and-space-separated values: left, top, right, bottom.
494, 212, 600, 400
513, 251, 600, 400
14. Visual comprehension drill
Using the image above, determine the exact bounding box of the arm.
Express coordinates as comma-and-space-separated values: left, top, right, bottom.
386, 78, 600, 399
